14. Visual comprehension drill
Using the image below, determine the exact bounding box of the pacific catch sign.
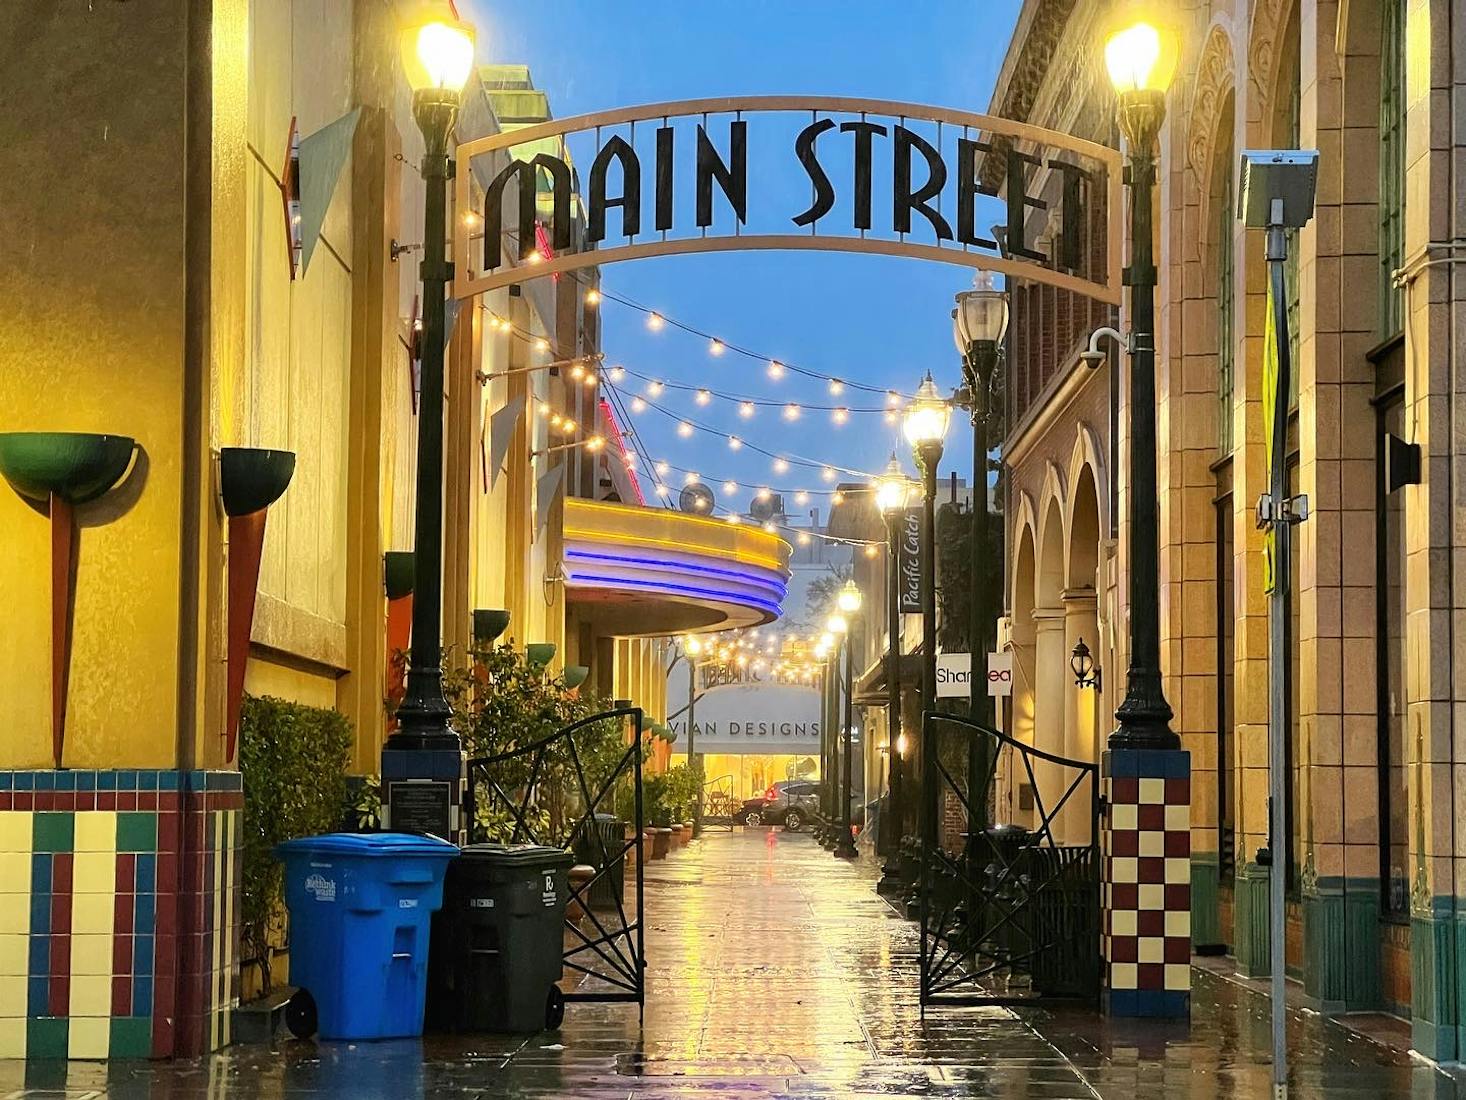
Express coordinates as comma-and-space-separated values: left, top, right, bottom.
452, 97, 1122, 303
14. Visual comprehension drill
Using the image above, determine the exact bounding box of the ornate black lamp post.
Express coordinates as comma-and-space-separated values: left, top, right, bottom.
832, 581, 863, 860
391, 18, 477, 752
1103, 20, 1180, 751
951, 272, 1008, 865
903, 375, 950, 859
874, 457, 914, 876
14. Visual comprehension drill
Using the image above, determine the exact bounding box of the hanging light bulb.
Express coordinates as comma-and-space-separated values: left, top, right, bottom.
773, 458, 789, 474
828, 378, 845, 395
886, 391, 901, 407
586, 435, 605, 451
864, 544, 878, 558
537, 400, 552, 415
584, 288, 601, 306
683, 470, 698, 485
783, 403, 801, 421
534, 337, 550, 353
561, 419, 579, 434
728, 436, 743, 451
725, 513, 741, 525
739, 401, 755, 419
756, 487, 771, 500
821, 467, 837, 482
609, 366, 626, 382
832, 490, 845, 504
655, 461, 669, 475
647, 381, 664, 396
794, 491, 809, 505
798, 532, 812, 546
624, 454, 638, 468
709, 338, 725, 357
767, 360, 785, 379
582, 372, 598, 388
885, 410, 899, 424
655, 483, 671, 497
723, 480, 738, 494
647, 312, 665, 331
678, 422, 693, 438
631, 397, 647, 413
695, 389, 712, 405
831, 408, 849, 425
569, 363, 584, 380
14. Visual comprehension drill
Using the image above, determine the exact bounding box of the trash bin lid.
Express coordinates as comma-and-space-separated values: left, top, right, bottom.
275, 832, 459, 858
456, 842, 573, 868
986, 824, 1031, 839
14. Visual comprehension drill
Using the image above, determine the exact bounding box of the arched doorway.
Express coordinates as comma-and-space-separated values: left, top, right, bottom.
1034, 494, 1067, 830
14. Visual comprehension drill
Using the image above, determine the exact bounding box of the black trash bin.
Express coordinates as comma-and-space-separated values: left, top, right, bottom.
572, 813, 625, 910
427, 843, 572, 1033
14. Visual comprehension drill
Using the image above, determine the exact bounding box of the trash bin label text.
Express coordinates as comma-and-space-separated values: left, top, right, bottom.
304, 872, 337, 903
399, 898, 418, 909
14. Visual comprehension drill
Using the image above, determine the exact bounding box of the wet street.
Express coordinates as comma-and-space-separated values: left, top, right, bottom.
3, 830, 1462, 1098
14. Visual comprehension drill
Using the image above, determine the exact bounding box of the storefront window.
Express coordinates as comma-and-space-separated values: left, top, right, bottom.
1377, 392, 1409, 917
1216, 491, 1236, 876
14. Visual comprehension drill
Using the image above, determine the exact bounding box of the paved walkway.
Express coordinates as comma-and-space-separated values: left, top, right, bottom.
3, 830, 1461, 1097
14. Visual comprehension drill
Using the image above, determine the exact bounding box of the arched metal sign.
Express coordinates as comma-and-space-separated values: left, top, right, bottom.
453, 96, 1122, 304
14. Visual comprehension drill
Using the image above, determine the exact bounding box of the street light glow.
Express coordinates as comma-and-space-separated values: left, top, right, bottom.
1103, 20, 1176, 96
836, 579, 862, 615
902, 373, 951, 446
876, 455, 912, 514
409, 20, 476, 92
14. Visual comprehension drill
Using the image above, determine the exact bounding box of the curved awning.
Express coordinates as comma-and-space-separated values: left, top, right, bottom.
563, 499, 792, 637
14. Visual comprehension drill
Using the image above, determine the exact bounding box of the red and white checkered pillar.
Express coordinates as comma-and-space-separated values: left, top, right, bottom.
1100, 749, 1191, 1016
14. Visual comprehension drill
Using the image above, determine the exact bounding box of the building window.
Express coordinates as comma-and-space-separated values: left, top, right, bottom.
1379, 0, 1407, 338
1216, 489, 1236, 877
1217, 136, 1236, 455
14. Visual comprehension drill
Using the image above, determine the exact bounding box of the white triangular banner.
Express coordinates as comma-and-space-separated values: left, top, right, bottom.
444, 298, 463, 350
535, 465, 565, 536
298, 107, 362, 275
486, 396, 525, 493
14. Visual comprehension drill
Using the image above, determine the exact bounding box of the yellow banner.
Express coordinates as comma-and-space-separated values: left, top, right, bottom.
1262, 275, 1279, 595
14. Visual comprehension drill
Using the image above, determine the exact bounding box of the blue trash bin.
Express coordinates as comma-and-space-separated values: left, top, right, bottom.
276, 832, 458, 1040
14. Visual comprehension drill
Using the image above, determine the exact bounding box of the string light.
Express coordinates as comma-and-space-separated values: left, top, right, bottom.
678, 421, 694, 437
828, 379, 845, 395
584, 288, 601, 306
831, 408, 849, 425
695, 389, 712, 405
772, 458, 789, 474
655, 461, 669, 476
534, 337, 550, 352
722, 480, 738, 494
768, 361, 785, 379
647, 381, 664, 396
739, 402, 755, 419
631, 397, 647, 413
647, 312, 665, 331
783, 403, 801, 421
762, 522, 776, 534
725, 513, 740, 525
708, 338, 725, 357
683, 470, 699, 485
822, 467, 837, 482
609, 366, 626, 382
755, 487, 771, 500
728, 436, 743, 450
832, 490, 845, 504
794, 491, 809, 505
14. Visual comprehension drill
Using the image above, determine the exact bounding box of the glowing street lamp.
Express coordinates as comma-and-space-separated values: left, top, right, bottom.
1102, 12, 1179, 752
875, 454, 915, 879
832, 579, 862, 860
390, 16, 477, 765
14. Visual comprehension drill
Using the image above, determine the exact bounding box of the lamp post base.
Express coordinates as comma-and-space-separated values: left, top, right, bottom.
832, 831, 858, 859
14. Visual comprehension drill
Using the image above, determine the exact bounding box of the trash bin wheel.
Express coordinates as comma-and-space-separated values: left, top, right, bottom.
545, 986, 566, 1030
284, 989, 318, 1039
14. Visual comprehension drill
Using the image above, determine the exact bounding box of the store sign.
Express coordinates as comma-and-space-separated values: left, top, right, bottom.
454, 97, 1121, 302
986, 653, 1013, 697
665, 682, 821, 755
935, 654, 970, 698
897, 508, 923, 614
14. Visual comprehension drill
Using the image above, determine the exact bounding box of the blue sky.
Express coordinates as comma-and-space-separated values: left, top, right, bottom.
463, 1, 1023, 515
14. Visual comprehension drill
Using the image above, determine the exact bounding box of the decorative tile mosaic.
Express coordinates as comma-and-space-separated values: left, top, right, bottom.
1101, 749, 1191, 1018
0, 771, 241, 1059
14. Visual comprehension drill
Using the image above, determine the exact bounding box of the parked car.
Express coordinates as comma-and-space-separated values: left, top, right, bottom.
733, 780, 821, 830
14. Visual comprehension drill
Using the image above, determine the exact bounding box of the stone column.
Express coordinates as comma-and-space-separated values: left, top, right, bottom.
1031, 608, 1068, 834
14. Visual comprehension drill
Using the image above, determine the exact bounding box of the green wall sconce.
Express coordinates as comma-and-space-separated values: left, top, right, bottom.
384, 550, 416, 601
0, 432, 137, 768
219, 447, 296, 762
472, 608, 510, 644
562, 665, 590, 691
526, 642, 556, 669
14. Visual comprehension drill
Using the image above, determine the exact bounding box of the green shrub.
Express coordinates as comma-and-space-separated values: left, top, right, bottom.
662, 763, 703, 821
239, 693, 354, 994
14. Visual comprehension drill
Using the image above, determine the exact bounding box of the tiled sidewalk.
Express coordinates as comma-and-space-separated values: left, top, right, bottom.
1, 829, 1458, 1097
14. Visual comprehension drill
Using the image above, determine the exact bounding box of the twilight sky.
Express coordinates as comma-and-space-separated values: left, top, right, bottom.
463, 0, 1022, 518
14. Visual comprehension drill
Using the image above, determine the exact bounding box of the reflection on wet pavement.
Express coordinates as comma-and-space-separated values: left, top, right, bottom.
3, 829, 1461, 1097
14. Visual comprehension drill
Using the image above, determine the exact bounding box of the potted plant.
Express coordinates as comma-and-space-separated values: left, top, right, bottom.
645, 773, 673, 859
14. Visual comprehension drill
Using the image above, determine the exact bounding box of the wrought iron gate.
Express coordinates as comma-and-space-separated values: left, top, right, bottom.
918, 711, 1100, 1005
466, 706, 646, 1011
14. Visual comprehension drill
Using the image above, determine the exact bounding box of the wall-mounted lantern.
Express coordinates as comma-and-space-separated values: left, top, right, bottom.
1070, 637, 1101, 691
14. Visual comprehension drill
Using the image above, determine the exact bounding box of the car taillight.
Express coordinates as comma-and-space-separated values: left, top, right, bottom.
764, 785, 777, 801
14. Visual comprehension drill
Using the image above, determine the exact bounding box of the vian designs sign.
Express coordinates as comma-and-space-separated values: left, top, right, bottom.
664, 681, 821, 756
453, 97, 1121, 303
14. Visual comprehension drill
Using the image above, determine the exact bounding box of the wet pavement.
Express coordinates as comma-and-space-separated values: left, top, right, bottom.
3, 829, 1463, 1097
